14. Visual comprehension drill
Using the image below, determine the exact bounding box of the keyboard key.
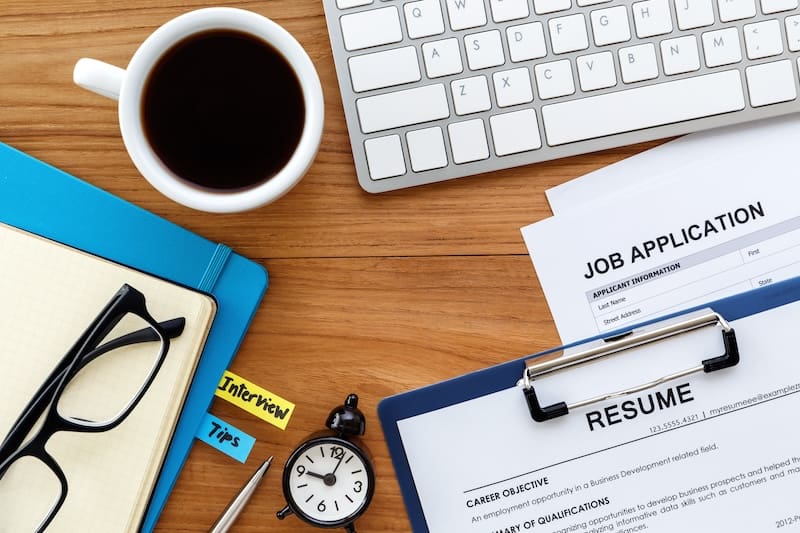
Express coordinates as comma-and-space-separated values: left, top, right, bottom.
422, 38, 464, 78
761, 0, 798, 13
407, 127, 448, 172
674, 0, 715, 29
533, 0, 571, 14
744, 20, 783, 59
349, 47, 421, 92
405, 0, 445, 39
661, 36, 701, 75
507, 22, 547, 62
549, 14, 590, 54
591, 6, 631, 46
448, 119, 490, 163
337, 0, 372, 8
364, 135, 406, 180
702, 28, 742, 67
489, 0, 529, 22
619, 43, 659, 83
632, 0, 673, 38
787, 16, 800, 51
444, 0, 487, 31
541, 70, 745, 145
341, 7, 403, 51
534, 60, 576, 99
489, 109, 542, 156
746, 60, 796, 107
493, 68, 534, 107
452, 76, 492, 115
578, 0, 612, 5
717, 0, 756, 22
577, 51, 617, 91
356, 84, 450, 133
465, 30, 505, 70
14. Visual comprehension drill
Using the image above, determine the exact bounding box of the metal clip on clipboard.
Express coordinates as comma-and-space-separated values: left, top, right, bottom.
520, 308, 740, 422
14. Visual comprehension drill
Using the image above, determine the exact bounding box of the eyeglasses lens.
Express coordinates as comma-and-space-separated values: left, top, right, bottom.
0, 455, 62, 530
57, 312, 165, 426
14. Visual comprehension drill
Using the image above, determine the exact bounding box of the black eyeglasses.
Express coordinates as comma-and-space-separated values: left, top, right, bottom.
0, 284, 185, 532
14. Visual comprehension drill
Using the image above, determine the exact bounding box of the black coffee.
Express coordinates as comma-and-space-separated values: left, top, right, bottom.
142, 30, 306, 191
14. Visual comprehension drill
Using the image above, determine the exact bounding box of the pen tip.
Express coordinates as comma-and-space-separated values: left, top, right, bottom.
252, 456, 273, 479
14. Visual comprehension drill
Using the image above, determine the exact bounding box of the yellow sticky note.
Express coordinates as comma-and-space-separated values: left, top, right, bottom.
215, 371, 295, 430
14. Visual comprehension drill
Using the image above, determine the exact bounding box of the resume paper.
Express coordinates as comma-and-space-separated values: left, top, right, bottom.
396, 304, 800, 533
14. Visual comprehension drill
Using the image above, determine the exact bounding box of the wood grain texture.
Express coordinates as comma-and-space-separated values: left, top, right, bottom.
0, 2, 665, 531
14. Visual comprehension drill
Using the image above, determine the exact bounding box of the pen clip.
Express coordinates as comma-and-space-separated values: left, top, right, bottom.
519, 308, 740, 422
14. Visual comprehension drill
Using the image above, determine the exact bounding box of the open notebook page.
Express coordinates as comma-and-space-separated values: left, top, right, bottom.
0, 223, 216, 532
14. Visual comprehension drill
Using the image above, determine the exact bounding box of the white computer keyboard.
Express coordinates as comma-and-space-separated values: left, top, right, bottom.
322, 0, 800, 193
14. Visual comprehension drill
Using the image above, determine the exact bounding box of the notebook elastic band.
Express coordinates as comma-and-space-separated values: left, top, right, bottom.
199, 244, 232, 292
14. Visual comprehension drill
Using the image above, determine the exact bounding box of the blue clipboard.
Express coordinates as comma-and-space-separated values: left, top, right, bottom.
378, 278, 800, 532
0, 142, 268, 531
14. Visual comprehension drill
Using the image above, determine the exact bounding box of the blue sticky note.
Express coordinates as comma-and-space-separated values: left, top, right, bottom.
196, 413, 256, 463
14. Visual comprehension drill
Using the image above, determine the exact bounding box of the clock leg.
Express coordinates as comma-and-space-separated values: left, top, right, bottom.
276, 505, 293, 520
344, 524, 356, 533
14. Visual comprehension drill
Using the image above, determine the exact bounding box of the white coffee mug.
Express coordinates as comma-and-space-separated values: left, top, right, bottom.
73, 7, 324, 213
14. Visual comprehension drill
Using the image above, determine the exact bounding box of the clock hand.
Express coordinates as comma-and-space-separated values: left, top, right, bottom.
307, 455, 346, 489
331, 454, 345, 475
304, 471, 327, 480
309, 466, 339, 487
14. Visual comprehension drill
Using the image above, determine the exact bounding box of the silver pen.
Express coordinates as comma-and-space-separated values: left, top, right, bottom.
210, 456, 274, 533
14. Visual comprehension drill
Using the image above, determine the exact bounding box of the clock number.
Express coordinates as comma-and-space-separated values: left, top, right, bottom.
296, 465, 306, 476
330, 446, 345, 460
317, 500, 327, 513
354, 480, 363, 493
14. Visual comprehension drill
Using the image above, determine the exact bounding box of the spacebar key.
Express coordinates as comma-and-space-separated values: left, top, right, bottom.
541, 71, 745, 146
357, 84, 450, 134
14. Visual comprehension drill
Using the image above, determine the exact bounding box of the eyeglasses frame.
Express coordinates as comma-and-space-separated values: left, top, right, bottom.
0, 284, 181, 532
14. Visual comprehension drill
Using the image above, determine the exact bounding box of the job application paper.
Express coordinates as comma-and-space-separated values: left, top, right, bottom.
397, 304, 800, 533
522, 143, 800, 343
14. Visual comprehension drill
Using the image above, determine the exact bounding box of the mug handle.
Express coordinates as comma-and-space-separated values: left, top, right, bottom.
73, 58, 126, 101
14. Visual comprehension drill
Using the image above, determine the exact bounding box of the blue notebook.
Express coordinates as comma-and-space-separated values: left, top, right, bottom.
0, 142, 268, 531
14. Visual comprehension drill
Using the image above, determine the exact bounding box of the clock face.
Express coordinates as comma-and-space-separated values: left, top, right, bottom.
284, 436, 374, 526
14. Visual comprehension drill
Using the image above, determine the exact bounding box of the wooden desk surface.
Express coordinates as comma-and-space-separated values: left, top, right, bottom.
0, 1, 663, 531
